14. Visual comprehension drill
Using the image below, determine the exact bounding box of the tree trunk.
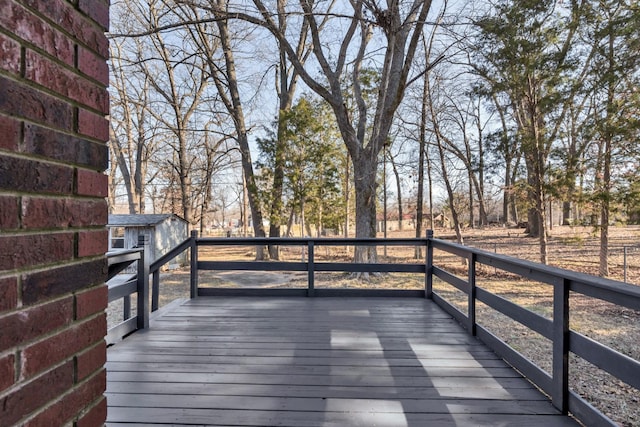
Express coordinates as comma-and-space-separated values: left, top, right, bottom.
437, 135, 463, 245
216, 12, 266, 258
268, 114, 286, 259
285, 205, 295, 237
352, 154, 378, 263
178, 129, 192, 224
599, 206, 609, 277
535, 192, 548, 265
268, 6, 305, 258
344, 154, 350, 239
527, 159, 548, 264
503, 182, 510, 224
389, 152, 403, 231
562, 201, 572, 225
300, 198, 305, 237
107, 144, 119, 213
427, 145, 434, 230
134, 137, 145, 213
428, 79, 463, 243
415, 102, 426, 257
509, 162, 520, 224
239, 141, 266, 239
526, 206, 538, 236
468, 176, 474, 228
476, 108, 487, 226
525, 180, 549, 263
317, 196, 323, 237
599, 25, 616, 278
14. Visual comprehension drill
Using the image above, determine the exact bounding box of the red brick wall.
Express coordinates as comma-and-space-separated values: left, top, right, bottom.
0, 1, 110, 425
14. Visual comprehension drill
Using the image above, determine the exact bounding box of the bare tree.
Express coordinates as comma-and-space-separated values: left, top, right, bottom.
170, 0, 318, 256
396, 2, 446, 255
487, 93, 522, 225
171, 2, 268, 250
193, 129, 235, 233
184, 0, 438, 262
123, 0, 210, 224
436, 91, 489, 228
428, 73, 464, 244
109, 7, 160, 214
386, 146, 404, 231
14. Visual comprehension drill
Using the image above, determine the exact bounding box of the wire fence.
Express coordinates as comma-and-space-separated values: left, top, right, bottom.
468, 241, 640, 285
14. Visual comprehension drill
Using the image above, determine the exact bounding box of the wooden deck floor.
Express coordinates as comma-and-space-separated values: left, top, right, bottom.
106, 296, 578, 426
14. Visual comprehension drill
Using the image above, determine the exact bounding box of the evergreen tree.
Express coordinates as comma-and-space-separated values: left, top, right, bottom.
472, 0, 586, 263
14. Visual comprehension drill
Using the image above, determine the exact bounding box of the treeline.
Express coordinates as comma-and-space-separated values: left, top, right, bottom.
108, 0, 640, 273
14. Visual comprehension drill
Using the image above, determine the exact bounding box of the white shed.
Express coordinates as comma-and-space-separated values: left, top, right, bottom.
107, 214, 189, 267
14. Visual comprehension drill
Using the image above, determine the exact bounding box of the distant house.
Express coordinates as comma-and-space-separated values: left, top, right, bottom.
376, 213, 416, 232
108, 214, 189, 266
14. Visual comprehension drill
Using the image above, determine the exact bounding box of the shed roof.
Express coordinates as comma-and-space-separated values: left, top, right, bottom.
108, 214, 186, 227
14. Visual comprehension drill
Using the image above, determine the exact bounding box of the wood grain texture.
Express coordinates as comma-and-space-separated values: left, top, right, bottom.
107, 297, 578, 426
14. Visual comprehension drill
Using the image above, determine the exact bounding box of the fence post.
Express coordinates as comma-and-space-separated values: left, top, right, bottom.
136, 234, 150, 330
307, 240, 315, 297
624, 246, 628, 283
552, 278, 570, 414
426, 230, 434, 299
190, 230, 198, 299
468, 253, 477, 336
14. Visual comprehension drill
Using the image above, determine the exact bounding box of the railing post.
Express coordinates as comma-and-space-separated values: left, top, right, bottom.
123, 295, 131, 320
468, 252, 477, 336
136, 234, 150, 330
190, 230, 198, 299
151, 270, 160, 312
425, 230, 433, 299
307, 240, 315, 297
552, 278, 570, 414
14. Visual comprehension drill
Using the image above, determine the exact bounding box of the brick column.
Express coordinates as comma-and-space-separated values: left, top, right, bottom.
0, 1, 110, 425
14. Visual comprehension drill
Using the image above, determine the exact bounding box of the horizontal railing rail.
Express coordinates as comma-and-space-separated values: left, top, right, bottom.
149, 236, 193, 311
194, 235, 429, 297
428, 237, 640, 427
107, 248, 142, 281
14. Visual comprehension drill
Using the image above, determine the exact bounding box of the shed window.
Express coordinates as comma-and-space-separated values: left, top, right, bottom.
110, 227, 125, 249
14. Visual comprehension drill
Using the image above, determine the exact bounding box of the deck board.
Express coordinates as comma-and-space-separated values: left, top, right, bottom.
106, 297, 577, 426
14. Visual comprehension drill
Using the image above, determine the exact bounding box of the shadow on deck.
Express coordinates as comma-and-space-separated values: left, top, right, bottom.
106, 296, 577, 426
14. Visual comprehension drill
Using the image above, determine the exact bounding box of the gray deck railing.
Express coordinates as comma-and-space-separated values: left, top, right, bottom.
109, 230, 640, 426
106, 234, 193, 344
148, 235, 194, 310
195, 233, 429, 298
105, 235, 149, 344
428, 237, 640, 427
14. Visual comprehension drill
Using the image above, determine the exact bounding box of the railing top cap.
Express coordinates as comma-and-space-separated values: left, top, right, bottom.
430, 238, 640, 303
195, 236, 429, 245
106, 247, 143, 256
